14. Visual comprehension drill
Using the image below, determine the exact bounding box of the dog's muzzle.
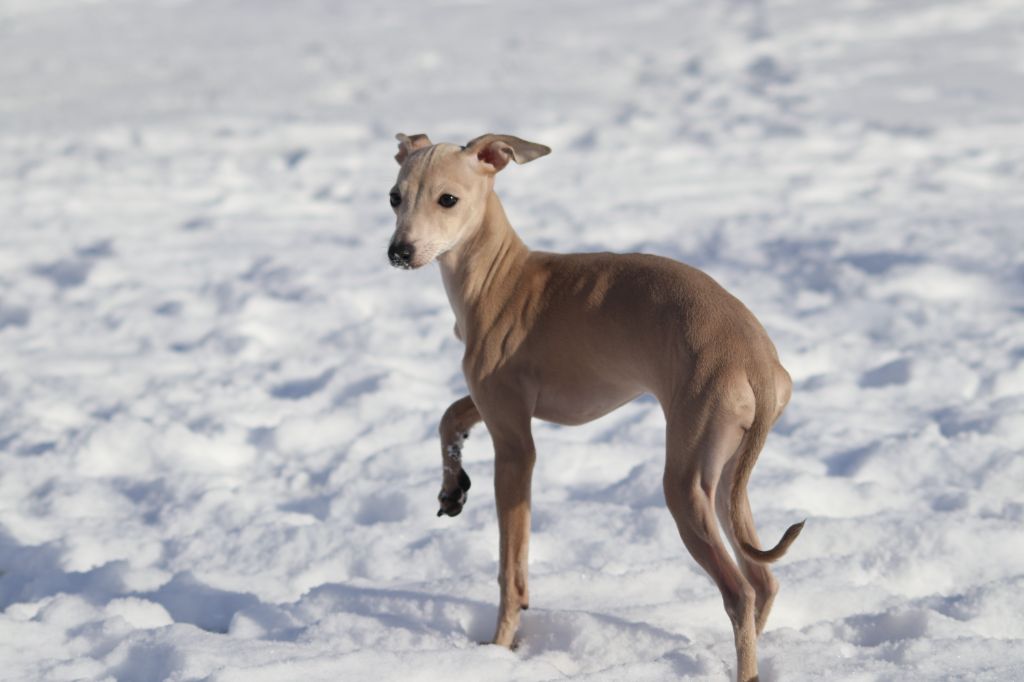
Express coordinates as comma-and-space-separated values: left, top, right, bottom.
388, 241, 415, 269
437, 468, 471, 517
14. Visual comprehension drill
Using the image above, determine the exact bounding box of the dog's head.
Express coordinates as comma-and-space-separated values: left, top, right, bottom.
387, 133, 550, 269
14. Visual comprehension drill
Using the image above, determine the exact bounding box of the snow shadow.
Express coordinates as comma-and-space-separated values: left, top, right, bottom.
0, 303, 30, 330
516, 607, 697, 671
269, 368, 336, 400
824, 442, 879, 478
0, 526, 280, 636
142, 573, 263, 634
283, 582, 702, 674
108, 642, 182, 682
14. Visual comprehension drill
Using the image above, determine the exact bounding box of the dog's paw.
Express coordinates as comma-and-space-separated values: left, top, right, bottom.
436, 489, 466, 517
478, 638, 520, 651
436, 468, 472, 517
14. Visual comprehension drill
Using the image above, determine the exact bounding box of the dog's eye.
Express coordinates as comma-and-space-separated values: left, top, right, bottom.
438, 193, 458, 208
389, 191, 401, 208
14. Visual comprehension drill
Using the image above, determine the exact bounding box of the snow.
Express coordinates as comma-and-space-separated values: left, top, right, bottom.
2, 0, 1023, 679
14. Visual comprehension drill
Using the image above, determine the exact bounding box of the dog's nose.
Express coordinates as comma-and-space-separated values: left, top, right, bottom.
388, 241, 414, 268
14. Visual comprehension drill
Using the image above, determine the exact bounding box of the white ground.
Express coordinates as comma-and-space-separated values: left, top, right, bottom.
2, 0, 1023, 680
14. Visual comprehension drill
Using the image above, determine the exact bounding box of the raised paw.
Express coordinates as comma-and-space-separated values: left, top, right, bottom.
436, 468, 472, 517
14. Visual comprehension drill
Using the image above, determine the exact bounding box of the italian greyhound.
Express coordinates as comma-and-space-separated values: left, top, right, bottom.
387, 132, 803, 682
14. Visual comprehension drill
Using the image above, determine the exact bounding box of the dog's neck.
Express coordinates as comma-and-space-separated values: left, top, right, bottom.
439, 191, 529, 343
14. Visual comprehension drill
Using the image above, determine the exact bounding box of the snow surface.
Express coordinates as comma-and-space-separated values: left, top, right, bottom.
2, 0, 1024, 680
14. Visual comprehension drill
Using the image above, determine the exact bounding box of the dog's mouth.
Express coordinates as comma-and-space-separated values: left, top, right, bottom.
388, 240, 448, 271
389, 257, 414, 270
437, 468, 471, 517
388, 252, 434, 270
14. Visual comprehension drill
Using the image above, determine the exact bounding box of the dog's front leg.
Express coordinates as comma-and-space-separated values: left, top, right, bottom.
489, 423, 536, 648
436, 395, 481, 517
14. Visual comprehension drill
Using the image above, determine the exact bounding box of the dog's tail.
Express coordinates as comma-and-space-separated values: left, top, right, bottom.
729, 366, 804, 564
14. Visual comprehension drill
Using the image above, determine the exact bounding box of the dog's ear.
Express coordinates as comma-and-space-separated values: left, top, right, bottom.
463, 134, 551, 174
395, 133, 432, 165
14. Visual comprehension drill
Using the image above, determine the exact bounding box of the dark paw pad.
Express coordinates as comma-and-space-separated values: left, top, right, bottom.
437, 468, 472, 517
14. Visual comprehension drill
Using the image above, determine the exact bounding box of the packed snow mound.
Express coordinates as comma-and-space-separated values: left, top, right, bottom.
2, 0, 1023, 680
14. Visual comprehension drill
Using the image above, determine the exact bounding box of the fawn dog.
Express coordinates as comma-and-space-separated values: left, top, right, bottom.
387, 132, 803, 681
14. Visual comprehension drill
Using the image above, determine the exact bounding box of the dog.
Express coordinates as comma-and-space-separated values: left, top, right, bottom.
387, 132, 803, 681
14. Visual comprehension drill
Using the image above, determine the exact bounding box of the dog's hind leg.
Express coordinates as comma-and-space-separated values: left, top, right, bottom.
716, 457, 778, 636
717, 364, 792, 634
662, 398, 759, 682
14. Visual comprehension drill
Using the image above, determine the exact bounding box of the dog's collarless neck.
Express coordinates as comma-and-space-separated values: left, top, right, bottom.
439, 191, 530, 343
